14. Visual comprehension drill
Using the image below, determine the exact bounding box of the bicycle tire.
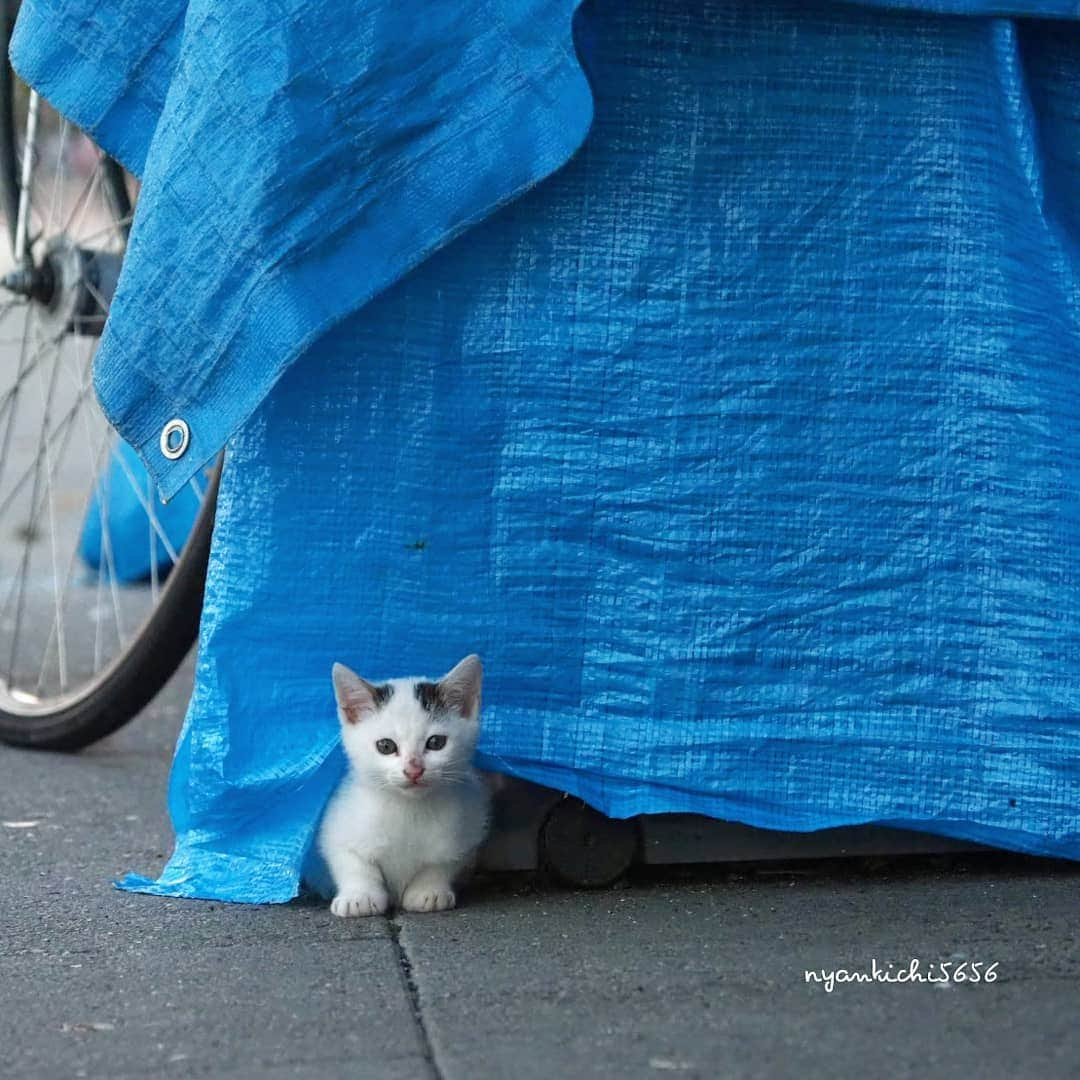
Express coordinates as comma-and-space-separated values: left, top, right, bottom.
0, 0, 218, 751
0, 468, 219, 751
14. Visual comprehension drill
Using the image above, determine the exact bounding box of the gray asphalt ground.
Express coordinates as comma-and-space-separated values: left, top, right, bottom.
1, 655, 1078, 1080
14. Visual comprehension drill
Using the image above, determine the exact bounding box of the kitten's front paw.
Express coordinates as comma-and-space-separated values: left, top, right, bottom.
330, 890, 388, 918
401, 884, 456, 913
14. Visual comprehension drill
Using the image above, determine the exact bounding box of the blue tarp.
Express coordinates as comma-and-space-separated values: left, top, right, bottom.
14, 0, 1080, 902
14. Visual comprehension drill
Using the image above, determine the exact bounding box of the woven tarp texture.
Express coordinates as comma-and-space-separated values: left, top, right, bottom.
17, 0, 1080, 900
11, 0, 594, 500
12, 0, 1080, 499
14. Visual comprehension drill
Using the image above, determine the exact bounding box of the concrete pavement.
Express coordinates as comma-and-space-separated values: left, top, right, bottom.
2, 658, 1078, 1080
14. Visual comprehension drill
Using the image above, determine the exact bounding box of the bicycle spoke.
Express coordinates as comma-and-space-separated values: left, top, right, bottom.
0, 297, 28, 322
0, 331, 98, 627
0, 311, 52, 504
75, 211, 135, 249
36, 423, 111, 695
97, 450, 126, 652
34, 333, 113, 693
42, 118, 69, 243
5, 330, 64, 682
95, 167, 129, 253
111, 445, 180, 564
0, 330, 64, 427
34, 324, 69, 692
0, 373, 100, 520
80, 274, 112, 322
13, 91, 39, 262
62, 158, 103, 238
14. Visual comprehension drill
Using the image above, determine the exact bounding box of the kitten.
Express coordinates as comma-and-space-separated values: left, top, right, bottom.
318, 653, 491, 917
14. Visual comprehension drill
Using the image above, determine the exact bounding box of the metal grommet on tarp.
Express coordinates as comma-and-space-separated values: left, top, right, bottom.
160, 418, 190, 460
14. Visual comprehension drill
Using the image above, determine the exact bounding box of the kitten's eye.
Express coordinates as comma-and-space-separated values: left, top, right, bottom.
375, 738, 398, 756
425, 734, 447, 751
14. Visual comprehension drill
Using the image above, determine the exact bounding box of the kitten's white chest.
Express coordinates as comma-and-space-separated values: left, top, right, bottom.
376, 803, 463, 893
321, 776, 489, 899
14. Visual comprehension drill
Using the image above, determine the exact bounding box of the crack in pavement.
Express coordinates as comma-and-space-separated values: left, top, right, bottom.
388, 918, 442, 1080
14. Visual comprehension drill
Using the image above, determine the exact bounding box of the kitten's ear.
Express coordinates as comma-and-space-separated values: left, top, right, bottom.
438, 654, 483, 721
332, 663, 380, 725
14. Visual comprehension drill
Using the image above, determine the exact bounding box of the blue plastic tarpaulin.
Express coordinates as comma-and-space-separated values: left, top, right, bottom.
13, 0, 1080, 902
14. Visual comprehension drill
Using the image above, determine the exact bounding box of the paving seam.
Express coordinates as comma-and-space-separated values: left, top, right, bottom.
388, 917, 442, 1080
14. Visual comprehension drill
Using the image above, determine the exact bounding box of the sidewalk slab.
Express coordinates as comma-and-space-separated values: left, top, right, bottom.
398, 866, 1080, 1080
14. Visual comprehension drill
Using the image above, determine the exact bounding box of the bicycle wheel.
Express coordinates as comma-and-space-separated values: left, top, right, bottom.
0, 0, 218, 751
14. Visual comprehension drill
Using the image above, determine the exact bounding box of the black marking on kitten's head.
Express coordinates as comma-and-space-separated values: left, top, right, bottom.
413, 656, 482, 721
372, 682, 394, 708
414, 681, 442, 712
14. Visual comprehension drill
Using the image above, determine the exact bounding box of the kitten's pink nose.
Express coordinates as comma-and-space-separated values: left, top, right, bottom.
404, 762, 425, 784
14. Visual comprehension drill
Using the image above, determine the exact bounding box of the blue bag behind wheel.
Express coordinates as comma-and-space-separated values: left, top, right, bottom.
78, 441, 200, 583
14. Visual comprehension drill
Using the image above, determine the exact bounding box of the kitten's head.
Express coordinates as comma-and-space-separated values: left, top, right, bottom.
331, 654, 482, 797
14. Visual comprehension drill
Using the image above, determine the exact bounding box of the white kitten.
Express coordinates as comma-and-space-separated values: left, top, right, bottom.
318, 654, 491, 917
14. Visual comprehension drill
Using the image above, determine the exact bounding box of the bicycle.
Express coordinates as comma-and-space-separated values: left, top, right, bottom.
0, 0, 218, 752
